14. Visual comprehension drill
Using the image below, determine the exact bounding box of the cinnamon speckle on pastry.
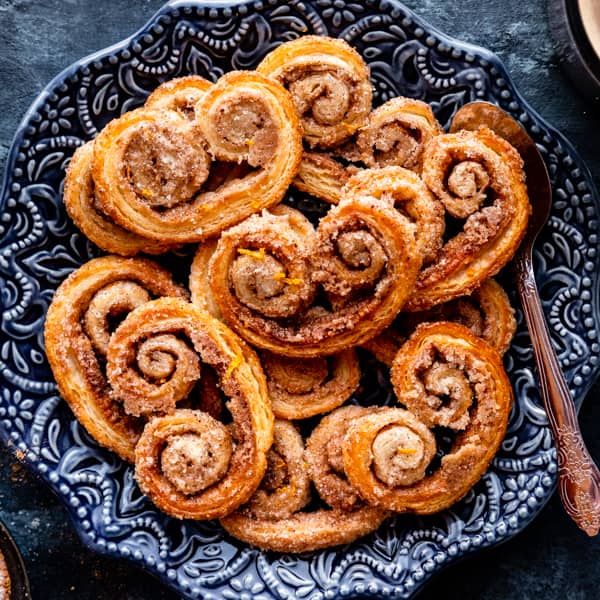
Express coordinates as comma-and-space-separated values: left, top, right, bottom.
47, 36, 527, 553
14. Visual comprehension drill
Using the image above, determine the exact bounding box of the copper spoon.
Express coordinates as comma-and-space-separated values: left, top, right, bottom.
450, 101, 600, 536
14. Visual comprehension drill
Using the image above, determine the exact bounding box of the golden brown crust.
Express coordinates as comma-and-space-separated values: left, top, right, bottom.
360, 326, 408, 369
208, 197, 422, 356
472, 278, 517, 355
292, 151, 352, 204
406, 128, 531, 311
47, 50, 528, 553
189, 237, 223, 319
353, 321, 514, 513
344, 166, 445, 265
221, 413, 389, 552
342, 407, 437, 503
145, 75, 213, 119
0, 548, 10, 600
209, 205, 318, 321
239, 419, 311, 521
305, 405, 374, 510
350, 97, 443, 170
93, 71, 302, 243
363, 278, 517, 366
43, 256, 187, 462
261, 349, 360, 419
63, 141, 175, 256
257, 35, 372, 148
131, 298, 274, 520
220, 505, 389, 553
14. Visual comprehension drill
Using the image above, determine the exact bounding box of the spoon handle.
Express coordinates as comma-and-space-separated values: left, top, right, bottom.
516, 252, 600, 536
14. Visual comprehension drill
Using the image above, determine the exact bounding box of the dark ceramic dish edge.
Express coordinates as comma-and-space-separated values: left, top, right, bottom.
0, 1, 598, 599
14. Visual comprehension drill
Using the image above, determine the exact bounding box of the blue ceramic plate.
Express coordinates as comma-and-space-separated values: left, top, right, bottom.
1, 1, 599, 598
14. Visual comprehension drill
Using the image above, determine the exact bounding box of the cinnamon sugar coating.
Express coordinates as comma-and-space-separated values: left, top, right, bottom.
375, 322, 515, 513
44, 256, 187, 462
261, 349, 360, 419
63, 141, 176, 256
131, 298, 273, 520
257, 36, 372, 148
208, 197, 422, 357
306, 405, 374, 510
145, 75, 212, 119
48, 36, 528, 553
92, 72, 302, 244
363, 278, 516, 367
353, 97, 443, 170
0, 549, 10, 600
221, 414, 389, 552
406, 128, 531, 310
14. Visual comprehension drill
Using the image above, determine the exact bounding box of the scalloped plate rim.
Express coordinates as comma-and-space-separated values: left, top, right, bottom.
0, 0, 599, 599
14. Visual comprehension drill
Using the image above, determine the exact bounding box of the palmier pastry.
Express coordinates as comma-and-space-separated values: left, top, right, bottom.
363, 278, 516, 366
305, 405, 374, 510
257, 35, 372, 148
93, 71, 302, 243
189, 237, 222, 319
348, 97, 443, 170
118, 298, 273, 520
145, 74, 213, 118
44, 256, 187, 462
292, 151, 353, 204
261, 349, 360, 419
405, 128, 531, 310
342, 407, 437, 506
343, 166, 445, 265
232, 419, 311, 521
63, 141, 175, 256
221, 417, 389, 552
344, 322, 512, 513
207, 197, 422, 356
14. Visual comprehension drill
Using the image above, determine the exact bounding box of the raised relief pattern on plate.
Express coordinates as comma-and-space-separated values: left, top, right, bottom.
0, 1, 599, 598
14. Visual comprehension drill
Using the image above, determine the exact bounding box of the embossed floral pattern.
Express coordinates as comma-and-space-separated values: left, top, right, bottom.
317, 0, 364, 27
223, 574, 267, 600
0, 1, 598, 599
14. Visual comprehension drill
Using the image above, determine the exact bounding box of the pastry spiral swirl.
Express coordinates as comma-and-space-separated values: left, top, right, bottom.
63, 141, 175, 256
261, 349, 360, 419
208, 204, 317, 318
126, 298, 273, 520
343, 166, 445, 265
93, 71, 302, 243
349, 97, 443, 170
312, 194, 422, 312
257, 36, 372, 148
207, 197, 421, 356
305, 405, 374, 510
221, 415, 388, 552
406, 128, 531, 310
44, 256, 187, 462
363, 278, 516, 367
348, 322, 512, 514
234, 419, 311, 521
342, 407, 437, 507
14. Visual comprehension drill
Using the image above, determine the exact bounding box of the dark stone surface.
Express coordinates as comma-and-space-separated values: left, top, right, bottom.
0, 0, 599, 598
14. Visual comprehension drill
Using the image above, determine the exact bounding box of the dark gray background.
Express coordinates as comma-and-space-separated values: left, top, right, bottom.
1, 0, 600, 598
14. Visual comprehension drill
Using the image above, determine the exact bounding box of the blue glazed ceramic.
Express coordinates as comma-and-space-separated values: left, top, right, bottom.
1, 1, 599, 598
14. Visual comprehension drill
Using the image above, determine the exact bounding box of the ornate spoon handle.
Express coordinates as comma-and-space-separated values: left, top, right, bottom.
515, 251, 600, 536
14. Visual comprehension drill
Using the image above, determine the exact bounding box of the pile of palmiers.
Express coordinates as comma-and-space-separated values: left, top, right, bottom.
45, 35, 529, 552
